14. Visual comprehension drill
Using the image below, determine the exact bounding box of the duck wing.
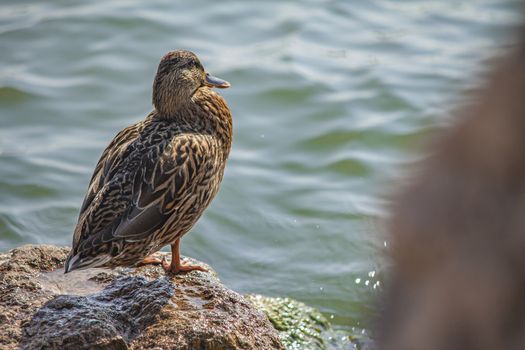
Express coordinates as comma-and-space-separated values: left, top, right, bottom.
71, 122, 143, 250
79, 122, 143, 216
69, 131, 212, 270
111, 134, 214, 242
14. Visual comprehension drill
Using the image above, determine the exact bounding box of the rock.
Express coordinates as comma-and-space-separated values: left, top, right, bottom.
0, 244, 283, 350
245, 295, 370, 350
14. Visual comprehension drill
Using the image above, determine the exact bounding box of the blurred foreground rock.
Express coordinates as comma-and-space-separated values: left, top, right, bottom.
0, 244, 283, 350
380, 29, 525, 350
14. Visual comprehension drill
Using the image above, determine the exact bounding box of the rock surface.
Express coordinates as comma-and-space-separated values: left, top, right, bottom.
0, 244, 283, 350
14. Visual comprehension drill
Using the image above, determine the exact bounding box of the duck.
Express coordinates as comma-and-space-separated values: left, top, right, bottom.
64, 50, 232, 274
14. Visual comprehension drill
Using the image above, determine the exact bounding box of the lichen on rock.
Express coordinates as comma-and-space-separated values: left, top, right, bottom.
245, 294, 329, 349
245, 294, 370, 350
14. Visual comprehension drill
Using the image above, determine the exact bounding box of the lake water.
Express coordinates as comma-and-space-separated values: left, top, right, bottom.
0, 0, 522, 342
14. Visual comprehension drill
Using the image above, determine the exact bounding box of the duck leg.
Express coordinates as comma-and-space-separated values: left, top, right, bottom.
162, 237, 208, 274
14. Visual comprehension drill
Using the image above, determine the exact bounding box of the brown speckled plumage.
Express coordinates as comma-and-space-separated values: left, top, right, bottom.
65, 51, 232, 273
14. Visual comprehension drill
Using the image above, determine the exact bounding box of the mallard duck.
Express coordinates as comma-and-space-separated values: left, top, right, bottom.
65, 50, 232, 274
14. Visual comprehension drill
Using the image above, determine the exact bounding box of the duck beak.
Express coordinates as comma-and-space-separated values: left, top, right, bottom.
205, 73, 230, 89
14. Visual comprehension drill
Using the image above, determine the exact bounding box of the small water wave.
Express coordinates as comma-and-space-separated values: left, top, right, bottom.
0, 85, 38, 104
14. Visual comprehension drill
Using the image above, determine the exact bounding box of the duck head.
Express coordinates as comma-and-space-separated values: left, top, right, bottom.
152, 50, 230, 116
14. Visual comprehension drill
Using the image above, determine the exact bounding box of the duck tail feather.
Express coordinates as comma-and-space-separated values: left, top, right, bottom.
64, 252, 112, 274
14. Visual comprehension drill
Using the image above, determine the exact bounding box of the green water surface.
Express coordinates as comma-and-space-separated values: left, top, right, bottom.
0, 0, 522, 342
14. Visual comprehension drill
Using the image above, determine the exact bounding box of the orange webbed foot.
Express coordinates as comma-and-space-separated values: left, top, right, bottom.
161, 256, 208, 274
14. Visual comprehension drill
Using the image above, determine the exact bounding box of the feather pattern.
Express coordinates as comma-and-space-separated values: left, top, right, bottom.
65, 51, 232, 272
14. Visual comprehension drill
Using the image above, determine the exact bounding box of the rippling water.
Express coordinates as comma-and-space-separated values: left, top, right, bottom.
0, 0, 522, 339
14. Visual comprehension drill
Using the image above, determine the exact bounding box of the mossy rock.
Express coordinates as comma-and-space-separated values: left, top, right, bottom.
246, 294, 368, 350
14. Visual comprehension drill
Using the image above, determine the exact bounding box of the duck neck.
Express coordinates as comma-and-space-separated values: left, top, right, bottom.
153, 88, 232, 159
192, 88, 233, 158
153, 92, 192, 117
